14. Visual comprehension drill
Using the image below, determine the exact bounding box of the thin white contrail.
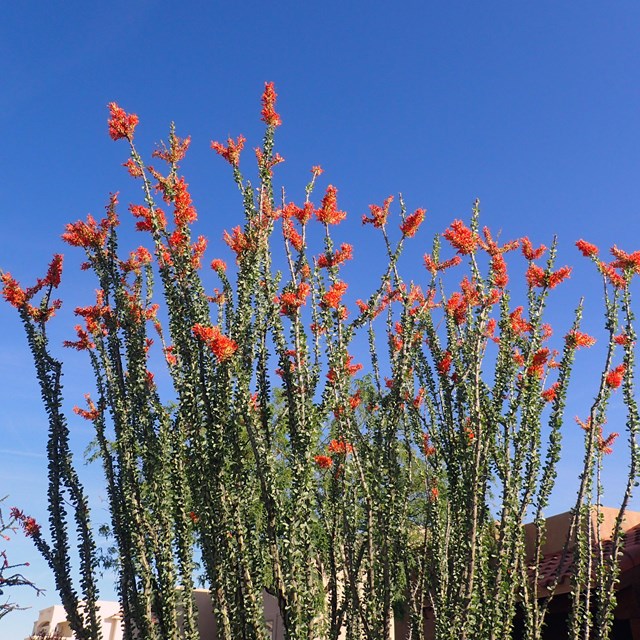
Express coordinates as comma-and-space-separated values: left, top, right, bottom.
0, 449, 46, 459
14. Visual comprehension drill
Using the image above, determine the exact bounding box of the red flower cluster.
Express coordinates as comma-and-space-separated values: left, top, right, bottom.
400, 208, 426, 238
446, 292, 467, 325
107, 102, 139, 141
423, 433, 436, 457
62, 214, 112, 249
190, 235, 208, 269
576, 239, 599, 258
600, 262, 627, 289
282, 218, 304, 251
130, 204, 167, 233
541, 382, 560, 403
74, 290, 113, 335
211, 135, 246, 167
605, 364, 626, 389
255, 148, 285, 176
73, 394, 100, 421
44, 254, 63, 288
192, 323, 237, 362
322, 281, 348, 310
423, 254, 461, 276
314, 455, 333, 469
521, 237, 547, 260
491, 254, 508, 288
362, 196, 393, 228
2, 255, 64, 323
123, 158, 143, 177
412, 387, 425, 409
484, 318, 498, 342
316, 186, 346, 225
173, 178, 197, 227
63, 325, 96, 351
121, 246, 152, 274
317, 243, 353, 269
526, 264, 571, 289
261, 82, 282, 127
436, 351, 452, 375
9, 509, 41, 538
327, 355, 362, 383
445, 277, 481, 325
1, 273, 27, 308
223, 226, 253, 260
283, 201, 314, 225
443, 220, 477, 255
576, 417, 619, 454
277, 282, 311, 317
610, 245, 640, 274
509, 307, 532, 335
478, 227, 519, 256
153, 134, 191, 165
598, 430, 620, 455
345, 355, 363, 377
211, 259, 227, 273
328, 438, 353, 455
527, 348, 550, 378
164, 345, 178, 366
350, 389, 362, 410
565, 330, 596, 349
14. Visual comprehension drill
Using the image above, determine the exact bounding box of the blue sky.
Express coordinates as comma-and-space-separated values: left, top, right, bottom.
2, 1, 640, 636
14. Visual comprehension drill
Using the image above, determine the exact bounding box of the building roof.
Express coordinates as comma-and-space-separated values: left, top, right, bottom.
525, 508, 640, 596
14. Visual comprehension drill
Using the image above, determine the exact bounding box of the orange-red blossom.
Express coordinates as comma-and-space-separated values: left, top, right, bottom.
261, 82, 282, 127
107, 102, 139, 141
423, 433, 436, 457
423, 254, 461, 276
316, 186, 346, 225
9, 508, 41, 538
362, 196, 393, 228
565, 331, 596, 349
576, 239, 599, 258
223, 226, 253, 260
526, 264, 571, 289
400, 208, 425, 238
527, 348, 550, 378
192, 323, 237, 362
327, 355, 362, 383
436, 351, 452, 375
317, 243, 353, 269
314, 455, 333, 469
277, 282, 311, 317
1, 255, 64, 323
211, 135, 246, 167
74, 394, 100, 421
521, 237, 547, 260
606, 364, 626, 389
576, 416, 619, 454
328, 439, 353, 455
541, 382, 560, 403
509, 307, 532, 335
610, 245, 640, 274
443, 220, 478, 254
322, 281, 348, 310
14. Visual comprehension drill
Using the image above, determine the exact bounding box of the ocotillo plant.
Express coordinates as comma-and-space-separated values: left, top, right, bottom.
2, 84, 638, 640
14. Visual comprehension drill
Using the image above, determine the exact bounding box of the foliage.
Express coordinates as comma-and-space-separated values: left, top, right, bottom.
2, 84, 639, 640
